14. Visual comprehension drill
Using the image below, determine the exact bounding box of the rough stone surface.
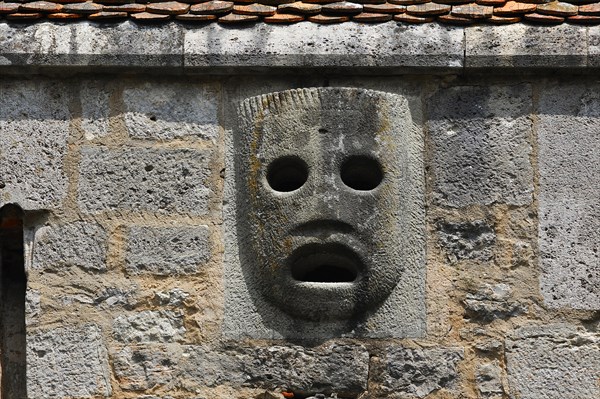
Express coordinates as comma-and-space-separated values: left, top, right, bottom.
113, 310, 186, 343
437, 220, 496, 263
184, 22, 464, 70
465, 24, 587, 68
123, 82, 219, 140
476, 361, 504, 398
180, 343, 369, 395
78, 146, 212, 215
464, 284, 526, 321
25, 289, 41, 326
126, 226, 210, 275
80, 80, 110, 140
226, 87, 426, 338
33, 221, 108, 271
428, 84, 533, 207
379, 346, 464, 397
537, 84, 600, 310
113, 345, 182, 391
0, 21, 184, 68
0, 79, 70, 210
27, 324, 112, 398
506, 324, 600, 399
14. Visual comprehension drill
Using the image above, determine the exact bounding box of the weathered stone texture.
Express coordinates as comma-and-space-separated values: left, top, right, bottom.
113, 310, 186, 343
180, 343, 369, 395
378, 346, 464, 397
476, 361, 504, 398
437, 220, 496, 263
464, 283, 526, 322
33, 221, 108, 271
27, 324, 112, 398
80, 80, 110, 140
538, 84, 600, 310
0, 80, 70, 209
428, 85, 533, 207
126, 226, 210, 275
123, 82, 219, 140
113, 345, 181, 391
506, 325, 600, 399
78, 146, 212, 215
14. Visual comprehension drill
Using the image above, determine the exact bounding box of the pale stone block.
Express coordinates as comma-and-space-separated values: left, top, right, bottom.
113, 310, 185, 343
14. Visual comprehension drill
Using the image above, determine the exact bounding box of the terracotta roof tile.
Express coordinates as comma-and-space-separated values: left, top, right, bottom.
278, 1, 321, 13
233, 3, 277, 14
263, 10, 305, 20
363, 2, 405, 12
352, 10, 392, 19
190, 0, 233, 13
3, 0, 600, 25
146, 1, 190, 14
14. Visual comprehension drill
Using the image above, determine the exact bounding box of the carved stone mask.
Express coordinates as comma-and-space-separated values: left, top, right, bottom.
235, 87, 423, 322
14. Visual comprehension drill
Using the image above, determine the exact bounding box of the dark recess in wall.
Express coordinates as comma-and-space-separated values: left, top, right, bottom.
0, 204, 26, 399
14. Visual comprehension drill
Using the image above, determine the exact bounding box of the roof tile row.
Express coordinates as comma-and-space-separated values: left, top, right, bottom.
1, 0, 600, 24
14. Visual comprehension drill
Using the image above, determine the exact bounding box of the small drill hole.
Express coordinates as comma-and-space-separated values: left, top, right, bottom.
149, 115, 157, 121
266, 156, 308, 193
340, 155, 383, 191
144, 165, 154, 172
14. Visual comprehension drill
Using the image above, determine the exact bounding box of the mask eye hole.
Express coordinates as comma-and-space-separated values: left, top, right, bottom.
341, 155, 383, 191
266, 156, 309, 192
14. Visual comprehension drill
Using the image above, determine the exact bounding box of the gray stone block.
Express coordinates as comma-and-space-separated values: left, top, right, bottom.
586, 26, 600, 67
78, 146, 212, 215
27, 324, 112, 398
428, 84, 533, 207
476, 361, 504, 398
464, 284, 526, 322
437, 220, 496, 263
113, 310, 185, 343
180, 343, 368, 396
32, 221, 108, 272
0, 21, 183, 69
0, 79, 70, 210
113, 345, 182, 391
378, 346, 464, 398
537, 84, 600, 310
126, 226, 210, 275
465, 25, 587, 68
81, 80, 111, 140
506, 324, 600, 399
123, 82, 219, 140
184, 22, 464, 71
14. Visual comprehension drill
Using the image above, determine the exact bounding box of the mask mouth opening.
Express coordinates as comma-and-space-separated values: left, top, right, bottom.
290, 244, 362, 283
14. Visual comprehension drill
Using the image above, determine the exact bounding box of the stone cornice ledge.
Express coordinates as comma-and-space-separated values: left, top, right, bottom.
0, 21, 594, 74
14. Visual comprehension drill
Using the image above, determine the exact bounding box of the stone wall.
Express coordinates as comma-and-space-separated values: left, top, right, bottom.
0, 74, 598, 399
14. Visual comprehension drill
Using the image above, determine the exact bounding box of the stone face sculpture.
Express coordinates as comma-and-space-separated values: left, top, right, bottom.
233, 87, 424, 330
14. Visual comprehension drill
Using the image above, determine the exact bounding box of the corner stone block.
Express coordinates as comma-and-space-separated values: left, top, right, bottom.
428, 84, 533, 207
78, 146, 212, 215
506, 324, 600, 399
123, 82, 220, 140
180, 343, 369, 396
27, 324, 112, 398
125, 226, 210, 275
33, 221, 108, 272
0, 79, 70, 210
537, 84, 600, 310
377, 346, 464, 398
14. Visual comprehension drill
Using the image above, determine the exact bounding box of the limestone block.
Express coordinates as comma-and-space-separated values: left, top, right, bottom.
428, 85, 533, 207
32, 221, 108, 271
463, 283, 526, 322
181, 343, 369, 396
184, 22, 464, 70
113, 310, 185, 343
81, 80, 111, 140
78, 146, 212, 215
437, 220, 496, 263
378, 346, 464, 397
506, 324, 600, 399
27, 324, 112, 398
465, 24, 587, 68
477, 361, 504, 398
113, 345, 182, 391
0, 79, 70, 210
126, 226, 210, 276
123, 82, 219, 140
537, 84, 600, 310
25, 289, 41, 326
